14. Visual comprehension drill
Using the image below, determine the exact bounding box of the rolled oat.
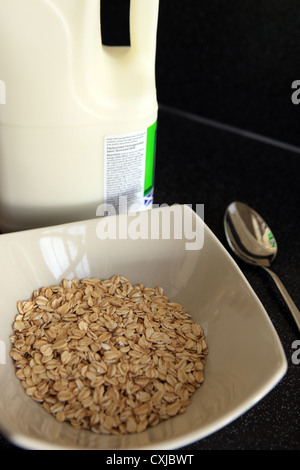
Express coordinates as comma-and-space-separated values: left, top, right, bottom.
10, 275, 208, 435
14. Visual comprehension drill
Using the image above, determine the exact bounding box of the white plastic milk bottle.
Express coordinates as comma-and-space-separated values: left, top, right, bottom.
0, 0, 159, 231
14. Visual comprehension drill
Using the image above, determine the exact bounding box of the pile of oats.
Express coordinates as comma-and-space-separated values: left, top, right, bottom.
10, 275, 208, 435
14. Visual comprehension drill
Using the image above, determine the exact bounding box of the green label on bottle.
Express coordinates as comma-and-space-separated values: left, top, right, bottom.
104, 121, 157, 212
143, 121, 157, 207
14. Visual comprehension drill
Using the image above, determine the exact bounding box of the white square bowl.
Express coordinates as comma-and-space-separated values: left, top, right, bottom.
0, 205, 287, 450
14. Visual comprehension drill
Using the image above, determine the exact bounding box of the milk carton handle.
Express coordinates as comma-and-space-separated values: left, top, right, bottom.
130, 0, 160, 60
50, 0, 159, 66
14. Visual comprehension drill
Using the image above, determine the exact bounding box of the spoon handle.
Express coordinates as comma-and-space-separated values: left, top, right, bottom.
263, 266, 300, 332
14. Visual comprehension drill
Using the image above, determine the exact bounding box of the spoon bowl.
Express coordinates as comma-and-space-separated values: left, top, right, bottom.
224, 201, 277, 267
224, 201, 300, 332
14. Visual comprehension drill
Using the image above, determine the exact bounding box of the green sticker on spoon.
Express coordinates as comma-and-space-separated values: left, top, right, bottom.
268, 231, 276, 248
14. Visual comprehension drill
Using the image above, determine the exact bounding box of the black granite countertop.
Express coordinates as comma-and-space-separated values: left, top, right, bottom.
1, 107, 299, 452
156, 107, 300, 451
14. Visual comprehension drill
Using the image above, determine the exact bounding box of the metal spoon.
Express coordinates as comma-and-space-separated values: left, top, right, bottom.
224, 201, 300, 332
